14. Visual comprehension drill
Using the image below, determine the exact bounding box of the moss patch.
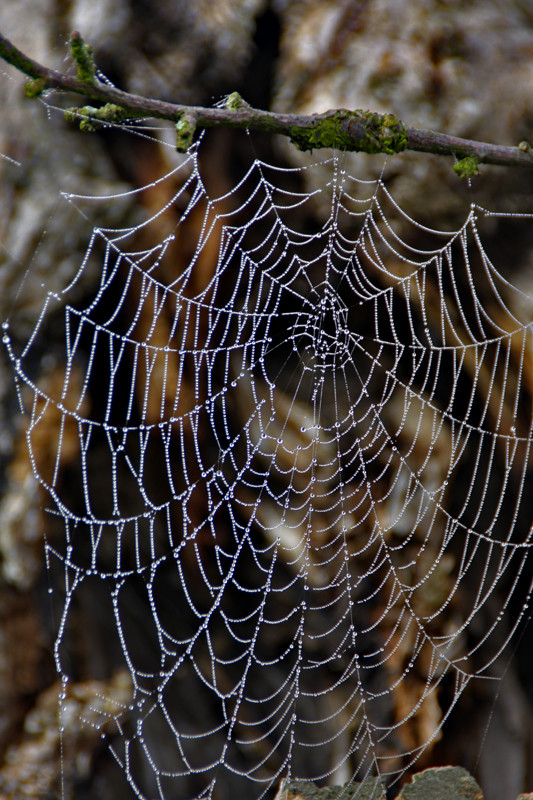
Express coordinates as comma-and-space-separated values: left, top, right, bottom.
289, 109, 408, 154
225, 91, 250, 111
175, 111, 197, 152
24, 78, 47, 98
453, 155, 480, 178
69, 31, 96, 84
64, 103, 134, 132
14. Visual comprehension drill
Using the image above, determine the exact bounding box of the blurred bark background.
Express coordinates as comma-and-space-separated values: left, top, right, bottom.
1, 1, 533, 798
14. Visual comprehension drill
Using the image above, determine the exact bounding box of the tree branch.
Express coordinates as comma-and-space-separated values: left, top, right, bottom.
2, 29, 533, 173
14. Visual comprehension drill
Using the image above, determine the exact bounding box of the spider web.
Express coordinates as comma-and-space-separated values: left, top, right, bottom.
3, 121, 533, 800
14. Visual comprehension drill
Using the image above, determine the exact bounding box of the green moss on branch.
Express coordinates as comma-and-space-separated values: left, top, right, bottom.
65, 103, 135, 131
24, 78, 47, 98
69, 31, 96, 84
289, 110, 408, 154
453, 156, 480, 178
225, 91, 251, 111
175, 111, 197, 152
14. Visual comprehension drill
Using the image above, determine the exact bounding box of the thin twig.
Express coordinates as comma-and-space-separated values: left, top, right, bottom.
1, 29, 533, 172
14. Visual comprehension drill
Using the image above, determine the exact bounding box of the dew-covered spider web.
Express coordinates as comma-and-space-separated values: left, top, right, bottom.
3, 122, 533, 800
